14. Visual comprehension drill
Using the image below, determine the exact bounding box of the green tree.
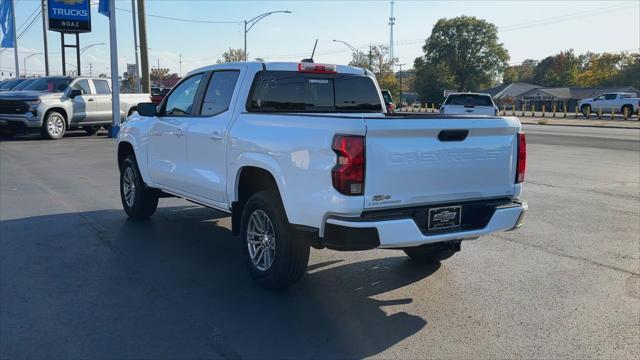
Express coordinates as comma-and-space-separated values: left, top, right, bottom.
503, 59, 537, 83
414, 57, 456, 104
419, 16, 509, 91
611, 53, 640, 89
532, 50, 580, 87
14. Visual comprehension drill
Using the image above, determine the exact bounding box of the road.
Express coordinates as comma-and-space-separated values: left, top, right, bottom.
1, 126, 639, 359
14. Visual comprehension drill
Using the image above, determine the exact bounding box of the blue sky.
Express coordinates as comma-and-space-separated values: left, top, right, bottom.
1, 0, 639, 78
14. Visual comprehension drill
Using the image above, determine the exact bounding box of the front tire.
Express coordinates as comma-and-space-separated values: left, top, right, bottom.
240, 191, 310, 289
581, 105, 591, 117
41, 111, 66, 140
120, 155, 159, 219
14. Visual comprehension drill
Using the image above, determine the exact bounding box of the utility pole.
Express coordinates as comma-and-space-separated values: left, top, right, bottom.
137, 0, 150, 92
131, 0, 141, 92
89, 63, 93, 77
388, 0, 396, 63
368, 45, 372, 70
179, 54, 182, 77
41, 0, 49, 76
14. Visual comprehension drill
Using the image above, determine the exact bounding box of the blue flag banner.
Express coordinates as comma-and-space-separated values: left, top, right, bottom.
99, 0, 110, 17
0, 0, 16, 48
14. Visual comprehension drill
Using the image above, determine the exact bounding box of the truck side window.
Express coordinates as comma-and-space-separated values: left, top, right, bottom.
604, 94, 617, 100
72, 80, 91, 95
200, 71, 240, 116
93, 80, 111, 95
164, 74, 203, 116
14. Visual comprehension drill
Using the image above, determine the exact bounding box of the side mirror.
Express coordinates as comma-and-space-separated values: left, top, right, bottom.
137, 102, 158, 117
69, 89, 83, 98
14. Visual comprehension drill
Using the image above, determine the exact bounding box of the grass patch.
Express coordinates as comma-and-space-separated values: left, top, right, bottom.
538, 119, 549, 125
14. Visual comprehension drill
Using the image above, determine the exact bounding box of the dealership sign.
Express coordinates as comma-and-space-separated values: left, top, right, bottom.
47, 0, 91, 33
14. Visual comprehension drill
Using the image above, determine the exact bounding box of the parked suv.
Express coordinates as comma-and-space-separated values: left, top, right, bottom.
579, 93, 639, 117
0, 76, 150, 139
117, 62, 527, 289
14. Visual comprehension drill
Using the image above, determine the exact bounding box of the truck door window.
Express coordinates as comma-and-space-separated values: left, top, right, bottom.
72, 80, 91, 95
603, 94, 617, 100
163, 74, 203, 116
200, 71, 240, 116
93, 80, 111, 95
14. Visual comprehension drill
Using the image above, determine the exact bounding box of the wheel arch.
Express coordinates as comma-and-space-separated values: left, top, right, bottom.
43, 107, 69, 126
231, 161, 288, 235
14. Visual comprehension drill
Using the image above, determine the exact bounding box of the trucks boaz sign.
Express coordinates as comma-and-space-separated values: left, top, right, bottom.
47, 0, 91, 33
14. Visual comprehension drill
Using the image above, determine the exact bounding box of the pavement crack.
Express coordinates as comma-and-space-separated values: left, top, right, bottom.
496, 234, 640, 276
526, 180, 640, 200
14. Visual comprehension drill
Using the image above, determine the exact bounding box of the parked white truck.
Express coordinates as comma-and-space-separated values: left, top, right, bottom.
117, 62, 528, 289
579, 92, 640, 117
0, 76, 150, 139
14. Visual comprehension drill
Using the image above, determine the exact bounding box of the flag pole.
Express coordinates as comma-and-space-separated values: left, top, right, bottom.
107, 0, 120, 138
10, 0, 19, 77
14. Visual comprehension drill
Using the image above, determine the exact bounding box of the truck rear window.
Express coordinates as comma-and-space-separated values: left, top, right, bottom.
445, 94, 493, 107
248, 71, 382, 113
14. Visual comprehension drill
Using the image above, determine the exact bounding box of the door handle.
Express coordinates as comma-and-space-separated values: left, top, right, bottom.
163, 128, 185, 136
87, 98, 95, 102
208, 131, 223, 140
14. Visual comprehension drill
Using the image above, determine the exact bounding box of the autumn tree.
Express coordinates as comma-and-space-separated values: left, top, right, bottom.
349, 45, 400, 100
217, 48, 247, 63
418, 16, 509, 92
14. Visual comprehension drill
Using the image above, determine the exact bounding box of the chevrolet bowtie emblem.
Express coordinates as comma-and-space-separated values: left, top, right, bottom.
433, 211, 457, 222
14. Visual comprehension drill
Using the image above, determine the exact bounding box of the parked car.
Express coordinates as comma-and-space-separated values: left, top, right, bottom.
579, 93, 639, 116
440, 92, 498, 116
381, 89, 396, 113
0, 76, 150, 139
151, 87, 171, 104
0, 78, 27, 92
117, 61, 527, 289
8, 78, 38, 91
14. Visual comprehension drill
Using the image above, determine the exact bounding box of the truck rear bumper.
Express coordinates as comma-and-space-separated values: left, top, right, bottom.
323, 199, 527, 250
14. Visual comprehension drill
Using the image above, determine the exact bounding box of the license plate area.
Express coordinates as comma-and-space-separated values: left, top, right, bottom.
428, 206, 462, 231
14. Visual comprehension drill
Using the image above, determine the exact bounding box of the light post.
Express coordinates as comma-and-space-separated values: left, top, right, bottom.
24, 53, 43, 77
80, 42, 105, 55
332, 39, 358, 53
395, 63, 405, 107
244, 10, 291, 61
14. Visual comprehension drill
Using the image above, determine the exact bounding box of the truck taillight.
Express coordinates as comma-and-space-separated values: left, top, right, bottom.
516, 132, 526, 183
332, 135, 365, 195
298, 63, 337, 74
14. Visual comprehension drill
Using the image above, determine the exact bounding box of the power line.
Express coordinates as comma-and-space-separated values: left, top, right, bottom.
115, 7, 240, 24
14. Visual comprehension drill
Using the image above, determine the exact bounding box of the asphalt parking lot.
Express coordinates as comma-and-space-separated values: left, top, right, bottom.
1, 126, 639, 359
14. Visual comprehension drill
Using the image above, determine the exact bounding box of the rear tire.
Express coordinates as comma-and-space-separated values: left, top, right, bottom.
622, 105, 634, 118
581, 105, 591, 117
83, 125, 101, 136
120, 155, 158, 219
403, 242, 458, 263
240, 190, 310, 289
41, 111, 66, 140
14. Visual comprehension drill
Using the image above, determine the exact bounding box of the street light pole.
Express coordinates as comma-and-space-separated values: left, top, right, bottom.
80, 42, 105, 54
244, 10, 291, 61
24, 53, 43, 77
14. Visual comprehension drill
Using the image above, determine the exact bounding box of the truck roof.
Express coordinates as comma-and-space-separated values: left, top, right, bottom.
189, 61, 367, 77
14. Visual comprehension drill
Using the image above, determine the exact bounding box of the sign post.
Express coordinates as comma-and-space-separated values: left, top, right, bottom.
47, 0, 92, 75
99, 0, 121, 138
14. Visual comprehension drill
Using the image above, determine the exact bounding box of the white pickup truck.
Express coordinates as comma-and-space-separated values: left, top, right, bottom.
117, 62, 527, 289
579, 92, 639, 116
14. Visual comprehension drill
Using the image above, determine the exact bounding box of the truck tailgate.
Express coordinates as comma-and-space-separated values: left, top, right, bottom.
363, 117, 520, 209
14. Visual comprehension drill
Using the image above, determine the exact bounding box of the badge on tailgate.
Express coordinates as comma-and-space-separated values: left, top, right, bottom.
428, 206, 462, 231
